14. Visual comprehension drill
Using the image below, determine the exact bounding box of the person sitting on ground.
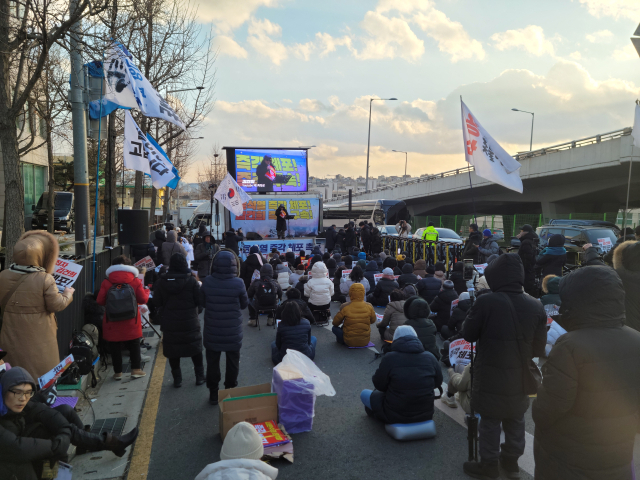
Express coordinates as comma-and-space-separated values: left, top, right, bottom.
293, 274, 308, 299
194, 232, 220, 281
429, 280, 459, 332
343, 255, 354, 270
396, 254, 406, 272
416, 265, 442, 304
474, 254, 499, 291
161, 230, 187, 266
309, 254, 323, 270
240, 245, 264, 290
151, 253, 204, 388
0, 367, 139, 480
441, 291, 471, 341
271, 302, 317, 365
449, 262, 467, 295
340, 265, 371, 296
540, 275, 561, 306
373, 253, 383, 269
246, 264, 282, 327
275, 288, 314, 324
532, 265, 640, 480
358, 251, 367, 262
332, 283, 376, 346
413, 259, 427, 278
194, 422, 278, 480
434, 262, 446, 283
333, 252, 345, 268
364, 259, 380, 286
326, 257, 337, 278
378, 289, 406, 341
293, 250, 307, 270
274, 259, 291, 292
304, 261, 334, 312
289, 265, 306, 288
359, 325, 443, 424
356, 259, 367, 272
402, 296, 440, 359
536, 233, 567, 278
284, 250, 296, 268
441, 363, 471, 413
366, 268, 399, 307
397, 263, 419, 289
331, 266, 347, 303
381, 256, 397, 273
97, 255, 149, 380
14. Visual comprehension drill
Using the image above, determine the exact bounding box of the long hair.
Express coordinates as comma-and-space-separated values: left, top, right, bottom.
281, 301, 301, 327
349, 265, 364, 282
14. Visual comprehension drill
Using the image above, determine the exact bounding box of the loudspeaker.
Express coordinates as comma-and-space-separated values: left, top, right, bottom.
118, 209, 149, 245
246, 232, 263, 240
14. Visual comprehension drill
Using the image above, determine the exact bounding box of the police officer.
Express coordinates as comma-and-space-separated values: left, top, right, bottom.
422, 222, 439, 243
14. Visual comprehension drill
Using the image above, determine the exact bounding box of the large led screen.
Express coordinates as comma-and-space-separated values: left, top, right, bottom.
231, 148, 308, 193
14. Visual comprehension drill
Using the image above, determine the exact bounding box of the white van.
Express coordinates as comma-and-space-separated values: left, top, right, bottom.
185, 201, 226, 241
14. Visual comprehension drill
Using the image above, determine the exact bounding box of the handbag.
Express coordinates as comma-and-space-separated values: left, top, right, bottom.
499, 293, 542, 395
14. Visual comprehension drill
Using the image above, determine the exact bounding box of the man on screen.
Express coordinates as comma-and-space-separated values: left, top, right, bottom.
256, 155, 276, 192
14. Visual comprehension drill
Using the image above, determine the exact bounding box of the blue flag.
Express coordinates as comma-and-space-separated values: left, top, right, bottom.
145, 133, 180, 189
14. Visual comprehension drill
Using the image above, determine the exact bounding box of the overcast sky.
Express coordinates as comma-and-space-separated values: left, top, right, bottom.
186, 0, 640, 182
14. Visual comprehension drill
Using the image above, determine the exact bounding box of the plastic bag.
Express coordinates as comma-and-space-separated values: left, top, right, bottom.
272, 350, 336, 434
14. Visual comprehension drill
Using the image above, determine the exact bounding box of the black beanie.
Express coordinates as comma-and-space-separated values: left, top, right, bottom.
169, 253, 191, 274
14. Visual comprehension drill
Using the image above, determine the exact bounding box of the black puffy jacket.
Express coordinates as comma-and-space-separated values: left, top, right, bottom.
403, 296, 440, 360
369, 333, 443, 424
367, 277, 399, 307
371, 231, 383, 254
152, 230, 166, 250
613, 241, 640, 333
194, 241, 219, 279
448, 298, 472, 334
463, 230, 483, 263
449, 265, 467, 295
397, 264, 419, 289
533, 265, 640, 480
429, 287, 458, 331
416, 275, 442, 304
463, 253, 547, 419
241, 252, 265, 289
152, 273, 203, 358
223, 231, 243, 255
325, 227, 337, 251
518, 231, 539, 294
131, 242, 156, 263
535, 249, 567, 278
273, 318, 313, 364
364, 261, 379, 286
201, 251, 248, 352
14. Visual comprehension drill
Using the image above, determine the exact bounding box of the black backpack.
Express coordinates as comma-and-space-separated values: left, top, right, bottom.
69, 329, 99, 387
256, 280, 277, 307
106, 283, 138, 321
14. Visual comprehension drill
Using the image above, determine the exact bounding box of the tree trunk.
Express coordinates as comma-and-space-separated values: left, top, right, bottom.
46, 125, 55, 234
162, 186, 170, 221
106, 112, 116, 233
0, 122, 25, 266
132, 170, 143, 209
150, 186, 157, 225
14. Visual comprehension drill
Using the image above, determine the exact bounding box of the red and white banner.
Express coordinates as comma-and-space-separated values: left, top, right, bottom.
461, 100, 523, 193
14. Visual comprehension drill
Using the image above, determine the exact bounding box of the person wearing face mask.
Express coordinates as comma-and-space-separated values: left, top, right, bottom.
0, 367, 139, 480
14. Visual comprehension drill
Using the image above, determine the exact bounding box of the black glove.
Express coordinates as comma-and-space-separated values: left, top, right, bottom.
51, 434, 71, 461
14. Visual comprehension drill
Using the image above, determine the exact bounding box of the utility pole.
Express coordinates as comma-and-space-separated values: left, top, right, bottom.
69, 0, 90, 255
106, 0, 117, 237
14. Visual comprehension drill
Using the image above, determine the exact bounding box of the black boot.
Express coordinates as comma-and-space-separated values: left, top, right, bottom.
72, 425, 103, 455
209, 388, 218, 405
463, 461, 499, 480
195, 366, 205, 386
499, 455, 521, 479
103, 427, 139, 457
172, 368, 182, 388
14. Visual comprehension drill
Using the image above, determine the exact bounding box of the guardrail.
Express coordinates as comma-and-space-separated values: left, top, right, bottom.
327, 127, 631, 203
382, 235, 463, 273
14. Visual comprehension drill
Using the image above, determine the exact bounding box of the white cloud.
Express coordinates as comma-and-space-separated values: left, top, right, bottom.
291, 41, 315, 61
613, 43, 638, 61
578, 0, 640, 21
315, 32, 354, 57
212, 35, 248, 58
585, 29, 613, 43
195, 0, 281, 33
491, 25, 556, 57
412, 10, 485, 62
569, 51, 582, 60
299, 99, 332, 112
356, 11, 424, 61
247, 18, 289, 65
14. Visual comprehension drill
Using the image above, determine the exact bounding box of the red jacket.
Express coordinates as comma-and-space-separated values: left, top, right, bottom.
97, 264, 149, 342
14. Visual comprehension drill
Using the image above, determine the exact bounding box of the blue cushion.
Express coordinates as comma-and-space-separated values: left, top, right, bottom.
385, 420, 436, 441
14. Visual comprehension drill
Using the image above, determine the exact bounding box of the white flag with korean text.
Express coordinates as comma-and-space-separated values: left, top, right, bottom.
123, 111, 177, 189
461, 100, 523, 193
214, 173, 252, 217
104, 42, 186, 130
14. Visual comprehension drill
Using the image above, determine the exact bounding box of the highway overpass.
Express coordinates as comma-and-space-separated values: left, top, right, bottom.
326, 128, 640, 218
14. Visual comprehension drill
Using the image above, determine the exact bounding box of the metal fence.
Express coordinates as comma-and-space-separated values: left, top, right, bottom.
382, 236, 463, 273
54, 223, 163, 358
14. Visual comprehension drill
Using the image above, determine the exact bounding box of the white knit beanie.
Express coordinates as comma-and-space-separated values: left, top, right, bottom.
220, 422, 264, 460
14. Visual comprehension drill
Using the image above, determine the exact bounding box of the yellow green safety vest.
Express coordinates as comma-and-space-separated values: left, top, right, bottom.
422, 226, 439, 243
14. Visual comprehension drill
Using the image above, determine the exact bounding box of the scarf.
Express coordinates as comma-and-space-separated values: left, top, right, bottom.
540, 247, 566, 256
9, 264, 46, 274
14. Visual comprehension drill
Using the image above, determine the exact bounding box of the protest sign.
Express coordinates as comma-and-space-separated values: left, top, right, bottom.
134, 256, 156, 270
474, 264, 488, 275
450, 298, 460, 317
449, 339, 475, 367
251, 269, 261, 282
38, 355, 74, 389
53, 259, 83, 292
341, 269, 352, 279
544, 304, 560, 317
376, 313, 384, 323
374, 273, 383, 285
597, 237, 612, 252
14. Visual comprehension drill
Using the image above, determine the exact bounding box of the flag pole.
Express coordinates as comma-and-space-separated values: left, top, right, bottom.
92, 51, 105, 292
461, 96, 477, 225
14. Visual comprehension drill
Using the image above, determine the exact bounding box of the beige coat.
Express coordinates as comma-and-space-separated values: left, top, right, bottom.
0, 231, 73, 379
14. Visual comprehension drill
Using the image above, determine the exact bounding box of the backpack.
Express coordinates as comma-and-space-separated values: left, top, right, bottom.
256, 280, 277, 307
69, 328, 99, 387
106, 283, 138, 321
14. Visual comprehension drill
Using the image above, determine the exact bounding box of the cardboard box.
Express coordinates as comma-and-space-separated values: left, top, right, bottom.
218, 383, 278, 440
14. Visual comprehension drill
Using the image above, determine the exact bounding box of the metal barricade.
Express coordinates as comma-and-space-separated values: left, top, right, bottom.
381, 235, 462, 272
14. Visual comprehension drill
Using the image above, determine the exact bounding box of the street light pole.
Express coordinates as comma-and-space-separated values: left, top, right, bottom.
392, 150, 408, 177
366, 97, 397, 192
511, 108, 535, 151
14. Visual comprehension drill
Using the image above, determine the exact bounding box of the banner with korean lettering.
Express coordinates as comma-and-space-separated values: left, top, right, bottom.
461, 99, 523, 193
230, 196, 320, 238
239, 239, 321, 260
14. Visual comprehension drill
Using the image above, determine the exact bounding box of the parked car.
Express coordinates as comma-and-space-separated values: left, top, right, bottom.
491, 229, 505, 240
378, 225, 400, 236
548, 218, 620, 236
536, 224, 618, 264
413, 227, 463, 244
30, 191, 74, 233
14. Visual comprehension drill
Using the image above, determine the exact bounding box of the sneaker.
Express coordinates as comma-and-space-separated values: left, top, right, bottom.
131, 369, 146, 379
266, 317, 274, 326
463, 461, 499, 480
499, 456, 521, 479
441, 393, 458, 408
141, 355, 151, 362
113, 373, 123, 381
248, 319, 257, 327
